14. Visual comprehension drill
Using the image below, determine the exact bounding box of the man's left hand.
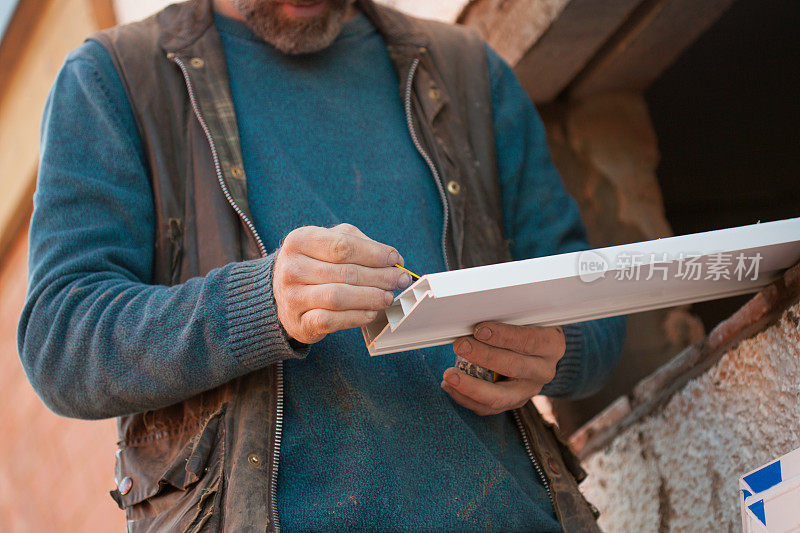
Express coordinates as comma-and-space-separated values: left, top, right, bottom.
441, 322, 566, 416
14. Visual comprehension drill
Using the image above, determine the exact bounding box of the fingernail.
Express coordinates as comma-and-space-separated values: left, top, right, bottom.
396, 273, 412, 290
440, 380, 448, 390
444, 371, 460, 386
384, 291, 395, 306
475, 326, 491, 341
387, 250, 400, 266
456, 339, 471, 355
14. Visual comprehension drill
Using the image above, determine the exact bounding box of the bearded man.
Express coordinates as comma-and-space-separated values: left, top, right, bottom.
18, 0, 625, 530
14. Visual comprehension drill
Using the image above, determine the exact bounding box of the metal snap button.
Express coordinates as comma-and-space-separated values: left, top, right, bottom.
190, 57, 205, 68
446, 180, 461, 195
230, 166, 243, 178
248, 453, 260, 466
166, 52, 175, 59
118, 476, 133, 495
428, 88, 441, 100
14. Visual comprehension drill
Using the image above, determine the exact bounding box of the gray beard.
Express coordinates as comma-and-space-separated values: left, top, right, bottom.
229, 0, 351, 55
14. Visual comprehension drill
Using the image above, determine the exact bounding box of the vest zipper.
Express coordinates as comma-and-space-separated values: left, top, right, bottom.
513, 409, 554, 508
404, 55, 553, 509
403, 56, 450, 271
171, 55, 284, 532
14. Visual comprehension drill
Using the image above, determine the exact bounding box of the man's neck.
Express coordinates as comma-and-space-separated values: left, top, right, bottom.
213, 0, 359, 23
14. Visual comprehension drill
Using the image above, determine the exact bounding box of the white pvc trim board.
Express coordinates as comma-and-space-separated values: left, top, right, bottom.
363, 218, 800, 356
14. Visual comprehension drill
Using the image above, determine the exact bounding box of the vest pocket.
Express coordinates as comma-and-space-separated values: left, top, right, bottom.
111, 407, 226, 532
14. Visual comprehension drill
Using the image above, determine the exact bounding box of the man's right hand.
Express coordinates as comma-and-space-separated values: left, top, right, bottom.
272, 223, 412, 344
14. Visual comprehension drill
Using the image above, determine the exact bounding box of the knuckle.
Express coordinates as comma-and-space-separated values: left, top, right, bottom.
341, 264, 359, 285
358, 287, 380, 311
380, 267, 395, 286
275, 286, 297, 307
273, 263, 290, 288
371, 288, 389, 309
280, 260, 301, 284
300, 312, 317, 335
284, 227, 307, 250
494, 329, 517, 352
307, 311, 331, 334
320, 287, 341, 309
523, 332, 541, 354
318, 314, 334, 333
280, 286, 300, 308
281, 232, 297, 251
508, 356, 527, 378
274, 285, 289, 314
367, 289, 380, 308
474, 345, 491, 366
556, 335, 567, 356
330, 235, 353, 262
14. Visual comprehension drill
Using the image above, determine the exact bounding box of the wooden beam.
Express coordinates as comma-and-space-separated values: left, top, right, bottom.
570, 0, 735, 98
514, 0, 643, 103
458, 0, 570, 67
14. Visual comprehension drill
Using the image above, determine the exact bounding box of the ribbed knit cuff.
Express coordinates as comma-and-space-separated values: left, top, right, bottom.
539, 323, 583, 398
225, 254, 310, 370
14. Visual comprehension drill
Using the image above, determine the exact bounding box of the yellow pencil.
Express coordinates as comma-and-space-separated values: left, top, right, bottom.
394, 264, 421, 280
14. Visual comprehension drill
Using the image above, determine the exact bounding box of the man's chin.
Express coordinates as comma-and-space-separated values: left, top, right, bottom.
231, 0, 349, 55
271, 11, 346, 54
269, 25, 340, 55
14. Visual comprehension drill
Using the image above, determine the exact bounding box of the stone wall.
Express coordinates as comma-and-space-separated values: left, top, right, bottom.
576, 271, 800, 531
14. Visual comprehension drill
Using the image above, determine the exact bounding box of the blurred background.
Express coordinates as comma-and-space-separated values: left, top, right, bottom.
0, 0, 797, 530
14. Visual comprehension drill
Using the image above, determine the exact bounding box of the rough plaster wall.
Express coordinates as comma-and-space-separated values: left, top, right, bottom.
581, 302, 800, 532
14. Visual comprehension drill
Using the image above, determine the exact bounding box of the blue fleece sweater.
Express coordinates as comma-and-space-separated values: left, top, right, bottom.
19, 10, 625, 532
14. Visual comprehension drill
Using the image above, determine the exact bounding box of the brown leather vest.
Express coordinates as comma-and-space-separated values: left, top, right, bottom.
91, 0, 599, 530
